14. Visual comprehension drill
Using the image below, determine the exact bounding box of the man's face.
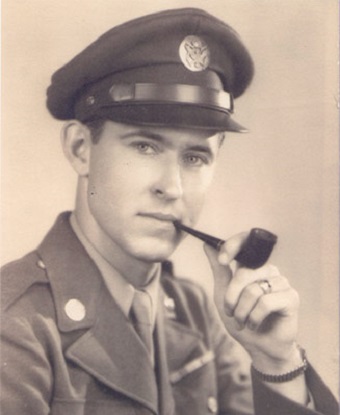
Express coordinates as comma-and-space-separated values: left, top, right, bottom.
86, 121, 221, 263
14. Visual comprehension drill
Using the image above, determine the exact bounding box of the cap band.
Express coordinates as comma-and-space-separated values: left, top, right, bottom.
82, 83, 234, 116
75, 81, 244, 131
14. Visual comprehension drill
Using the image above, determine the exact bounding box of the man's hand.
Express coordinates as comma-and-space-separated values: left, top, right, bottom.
204, 232, 301, 374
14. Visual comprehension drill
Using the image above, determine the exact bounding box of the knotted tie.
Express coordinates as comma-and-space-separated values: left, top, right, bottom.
131, 289, 154, 364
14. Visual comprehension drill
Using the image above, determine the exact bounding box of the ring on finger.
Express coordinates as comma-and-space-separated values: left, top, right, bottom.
257, 279, 272, 295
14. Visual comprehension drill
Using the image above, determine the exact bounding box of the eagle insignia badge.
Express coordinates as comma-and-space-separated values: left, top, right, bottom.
179, 35, 210, 72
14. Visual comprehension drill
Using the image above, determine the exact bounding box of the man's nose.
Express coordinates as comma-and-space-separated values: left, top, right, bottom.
152, 160, 183, 201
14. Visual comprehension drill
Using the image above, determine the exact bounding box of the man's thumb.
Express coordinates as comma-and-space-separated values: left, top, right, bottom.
203, 232, 248, 284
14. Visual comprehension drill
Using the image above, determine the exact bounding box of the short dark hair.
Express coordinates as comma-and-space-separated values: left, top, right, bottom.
85, 118, 106, 144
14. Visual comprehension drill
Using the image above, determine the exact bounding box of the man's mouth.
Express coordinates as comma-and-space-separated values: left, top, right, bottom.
139, 212, 179, 223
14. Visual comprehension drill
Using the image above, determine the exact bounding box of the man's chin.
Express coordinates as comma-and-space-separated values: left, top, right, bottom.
131, 239, 179, 263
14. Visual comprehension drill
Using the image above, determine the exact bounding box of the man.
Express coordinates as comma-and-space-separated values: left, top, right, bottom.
1, 8, 338, 415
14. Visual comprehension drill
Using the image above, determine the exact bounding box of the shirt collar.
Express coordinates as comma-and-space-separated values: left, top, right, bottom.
70, 213, 160, 326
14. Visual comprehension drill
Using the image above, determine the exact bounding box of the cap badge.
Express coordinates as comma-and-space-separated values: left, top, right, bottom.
179, 35, 210, 72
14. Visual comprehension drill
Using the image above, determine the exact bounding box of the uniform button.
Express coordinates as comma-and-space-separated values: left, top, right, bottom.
207, 396, 218, 414
164, 297, 175, 311
86, 95, 95, 105
37, 259, 46, 269
64, 299, 86, 321
164, 296, 176, 319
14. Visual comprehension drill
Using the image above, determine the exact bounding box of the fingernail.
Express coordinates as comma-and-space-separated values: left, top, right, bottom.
218, 252, 229, 266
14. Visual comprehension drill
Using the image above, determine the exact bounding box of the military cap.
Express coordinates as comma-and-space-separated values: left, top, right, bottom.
47, 8, 254, 132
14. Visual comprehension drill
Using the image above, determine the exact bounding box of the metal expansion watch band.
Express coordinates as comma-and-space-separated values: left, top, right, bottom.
251, 346, 308, 383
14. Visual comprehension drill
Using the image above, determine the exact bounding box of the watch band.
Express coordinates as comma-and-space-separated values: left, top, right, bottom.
251, 346, 308, 383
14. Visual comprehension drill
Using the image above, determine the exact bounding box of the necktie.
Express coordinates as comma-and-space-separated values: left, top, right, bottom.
131, 289, 154, 364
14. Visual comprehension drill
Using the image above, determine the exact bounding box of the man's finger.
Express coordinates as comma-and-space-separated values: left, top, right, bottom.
246, 289, 300, 332
203, 243, 234, 294
224, 264, 280, 314
217, 232, 248, 266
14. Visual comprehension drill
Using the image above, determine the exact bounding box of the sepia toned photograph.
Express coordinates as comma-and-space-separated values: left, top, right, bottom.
1, 0, 338, 413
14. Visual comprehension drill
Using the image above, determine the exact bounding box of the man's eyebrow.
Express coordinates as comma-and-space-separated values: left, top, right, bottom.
120, 130, 163, 141
186, 144, 214, 159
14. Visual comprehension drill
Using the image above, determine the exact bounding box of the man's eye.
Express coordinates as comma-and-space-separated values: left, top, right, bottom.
183, 154, 208, 167
133, 142, 157, 154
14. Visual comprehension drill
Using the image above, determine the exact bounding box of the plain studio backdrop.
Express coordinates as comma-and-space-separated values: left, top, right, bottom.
1, 0, 338, 397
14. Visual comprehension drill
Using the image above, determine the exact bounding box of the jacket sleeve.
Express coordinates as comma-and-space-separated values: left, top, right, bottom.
204, 294, 339, 415
1, 314, 53, 415
252, 365, 339, 415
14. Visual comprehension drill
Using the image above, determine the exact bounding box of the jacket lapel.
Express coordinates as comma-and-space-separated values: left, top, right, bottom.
161, 272, 208, 375
37, 213, 158, 414
155, 275, 210, 415
65, 287, 158, 413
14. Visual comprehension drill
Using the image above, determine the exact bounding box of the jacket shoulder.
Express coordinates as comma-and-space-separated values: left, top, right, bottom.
1, 251, 49, 311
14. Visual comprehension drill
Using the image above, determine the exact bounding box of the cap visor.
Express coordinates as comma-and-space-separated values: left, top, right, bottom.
94, 104, 248, 133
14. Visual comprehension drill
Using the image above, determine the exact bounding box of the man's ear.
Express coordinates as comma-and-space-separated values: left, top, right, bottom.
61, 120, 91, 176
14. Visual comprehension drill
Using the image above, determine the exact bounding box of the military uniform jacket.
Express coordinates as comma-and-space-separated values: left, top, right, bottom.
1, 213, 338, 415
